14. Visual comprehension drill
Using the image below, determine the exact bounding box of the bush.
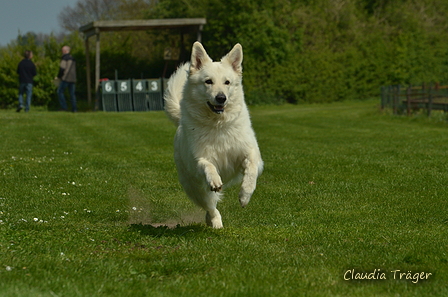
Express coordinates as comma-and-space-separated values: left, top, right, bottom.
0, 34, 61, 109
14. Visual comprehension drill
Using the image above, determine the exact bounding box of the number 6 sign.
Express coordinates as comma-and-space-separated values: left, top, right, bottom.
102, 81, 115, 93
105, 81, 113, 92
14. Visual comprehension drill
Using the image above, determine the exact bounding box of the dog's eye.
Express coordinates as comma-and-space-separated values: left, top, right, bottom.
224, 80, 230, 85
205, 79, 213, 85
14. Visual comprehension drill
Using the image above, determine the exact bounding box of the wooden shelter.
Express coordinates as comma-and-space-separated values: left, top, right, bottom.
79, 18, 206, 106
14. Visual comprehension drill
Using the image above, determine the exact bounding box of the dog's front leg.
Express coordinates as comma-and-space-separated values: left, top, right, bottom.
239, 154, 261, 207
198, 158, 223, 192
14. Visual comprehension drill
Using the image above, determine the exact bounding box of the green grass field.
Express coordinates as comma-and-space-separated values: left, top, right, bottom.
1, 100, 447, 296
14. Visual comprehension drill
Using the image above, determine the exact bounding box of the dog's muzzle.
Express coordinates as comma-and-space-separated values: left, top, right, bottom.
207, 94, 226, 114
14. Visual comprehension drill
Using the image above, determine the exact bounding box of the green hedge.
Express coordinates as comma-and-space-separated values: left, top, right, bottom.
149, 0, 448, 104
0, 34, 61, 109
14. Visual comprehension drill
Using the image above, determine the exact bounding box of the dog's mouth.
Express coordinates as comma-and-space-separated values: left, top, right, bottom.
207, 102, 225, 114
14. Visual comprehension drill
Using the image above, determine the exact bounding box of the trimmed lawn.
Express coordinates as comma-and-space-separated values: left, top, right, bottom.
0, 100, 447, 296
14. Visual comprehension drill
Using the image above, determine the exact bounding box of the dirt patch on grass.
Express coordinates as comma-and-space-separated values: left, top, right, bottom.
127, 187, 203, 228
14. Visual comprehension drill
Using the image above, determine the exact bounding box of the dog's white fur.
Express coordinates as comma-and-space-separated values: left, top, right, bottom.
164, 42, 263, 228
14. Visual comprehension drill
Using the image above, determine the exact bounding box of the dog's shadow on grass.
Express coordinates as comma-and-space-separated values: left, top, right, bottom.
129, 223, 209, 238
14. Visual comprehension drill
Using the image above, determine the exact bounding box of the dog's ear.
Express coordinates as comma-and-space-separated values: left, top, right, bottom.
222, 43, 243, 75
190, 42, 212, 73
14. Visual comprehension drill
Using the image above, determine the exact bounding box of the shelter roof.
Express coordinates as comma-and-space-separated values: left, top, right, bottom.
79, 18, 207, 38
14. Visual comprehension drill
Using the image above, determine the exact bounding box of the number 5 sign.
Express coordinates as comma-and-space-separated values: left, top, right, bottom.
116, 80, 131, 93
120, 81, 128, 92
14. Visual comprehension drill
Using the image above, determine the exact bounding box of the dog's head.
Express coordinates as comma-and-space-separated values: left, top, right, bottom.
187, 42, 243, 115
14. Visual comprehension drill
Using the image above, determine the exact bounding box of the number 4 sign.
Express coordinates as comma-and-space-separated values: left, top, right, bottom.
135, 81, 144, 92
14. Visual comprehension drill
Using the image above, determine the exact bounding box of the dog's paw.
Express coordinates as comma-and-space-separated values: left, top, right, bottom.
208, 175, 223, 192
239, 189, 253, 208
210, 183, 223, 192
206, 210, 223, 228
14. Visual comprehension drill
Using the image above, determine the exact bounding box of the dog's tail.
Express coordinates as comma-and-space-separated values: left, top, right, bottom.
164, 63, 189, 126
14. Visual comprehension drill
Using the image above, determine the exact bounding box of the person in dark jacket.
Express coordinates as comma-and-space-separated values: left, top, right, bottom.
57, 45, 77, 112
17, 50, 37, 112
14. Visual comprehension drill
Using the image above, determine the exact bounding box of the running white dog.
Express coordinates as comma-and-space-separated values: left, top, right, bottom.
164, 42, 263, 228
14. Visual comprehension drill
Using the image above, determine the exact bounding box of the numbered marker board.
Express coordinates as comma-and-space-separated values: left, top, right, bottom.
147, 78, 164, 110
132, 80, 148, 112
102, 80, 115, 93
116, 80, 133, 111
147, 79, 160, 93
133, 80, 146, 93
117, 80, 131, 94
101, 81, 117, 111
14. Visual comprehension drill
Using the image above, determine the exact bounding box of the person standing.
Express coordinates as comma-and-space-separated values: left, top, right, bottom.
57, 45, 77, 112
17, 50, 37, 112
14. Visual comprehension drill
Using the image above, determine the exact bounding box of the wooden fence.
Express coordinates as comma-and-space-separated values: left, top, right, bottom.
381, 83, 448, 116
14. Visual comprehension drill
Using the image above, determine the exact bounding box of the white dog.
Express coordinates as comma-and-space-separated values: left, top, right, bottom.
164, 42, 263, 228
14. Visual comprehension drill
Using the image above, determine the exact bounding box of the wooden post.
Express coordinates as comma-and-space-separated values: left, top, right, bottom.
84, 37, 91, 106
197, 25, 203, 42
392, 85, 396, 114
95, 28, 101, 111
427, 84, 433, 117
406, 85, 411, 116
393, 85, 400, 115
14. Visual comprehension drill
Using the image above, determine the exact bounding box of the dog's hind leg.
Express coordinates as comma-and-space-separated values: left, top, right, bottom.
239, 153, 263, 207
179, 177, 223, 228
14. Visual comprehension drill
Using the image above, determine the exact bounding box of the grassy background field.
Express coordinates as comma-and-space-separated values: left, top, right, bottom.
1, 100, 447, 296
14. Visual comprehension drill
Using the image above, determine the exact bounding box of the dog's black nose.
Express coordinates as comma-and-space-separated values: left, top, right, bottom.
215, 93, 226, 104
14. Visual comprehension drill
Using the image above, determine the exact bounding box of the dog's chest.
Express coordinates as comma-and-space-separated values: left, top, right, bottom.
193, 125, 247, 165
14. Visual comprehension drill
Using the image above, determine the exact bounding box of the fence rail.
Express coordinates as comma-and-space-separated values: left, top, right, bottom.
381, 83, 448, 116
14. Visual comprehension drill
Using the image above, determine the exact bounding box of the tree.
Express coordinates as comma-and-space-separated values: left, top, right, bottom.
148, 0, 448, 104
0, 33, 61, 108
58, 0, 157, 31
3, 0, 448, 109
